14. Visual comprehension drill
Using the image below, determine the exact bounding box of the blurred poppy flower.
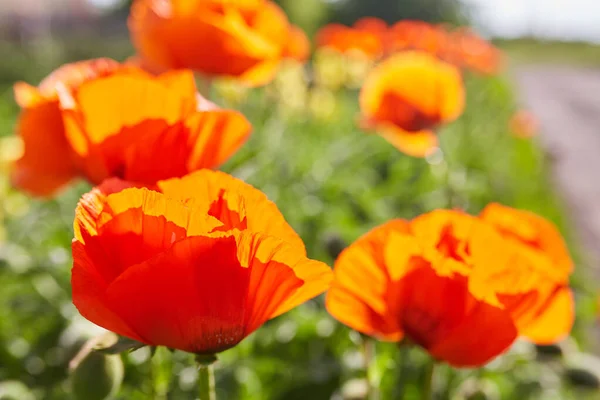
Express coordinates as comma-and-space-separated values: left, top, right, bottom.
326, 208, 574, 367
283, 26, 311, 62
11, 59, 120, 196
387, 22, 502, 75
129, 0, 300, 86
353, 17, 388, 37
316, 17, 388, 60
11, 62, 251, 197
509, 110, 539, 139
479, 203, 574, 344
447, 28, 502, 75
72, 170, 332, 354
388, 20, 449, 57
359, 52, 465, 157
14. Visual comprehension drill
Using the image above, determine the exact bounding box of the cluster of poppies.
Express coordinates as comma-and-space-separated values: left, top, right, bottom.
316, 18, 503, 75
8, 0, 572, 396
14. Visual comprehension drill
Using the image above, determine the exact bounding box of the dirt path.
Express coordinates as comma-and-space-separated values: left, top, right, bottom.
516, 66, 600, 268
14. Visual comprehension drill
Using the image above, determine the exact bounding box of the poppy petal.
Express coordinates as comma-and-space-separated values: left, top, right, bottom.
480, 203, 573, 278
74, 178, 138, 240
101, 232, 305, 353
13, 82, 44, 108
326, 220, 410, 340
519, 287, 574, 344
157, 170, 305, 251
71, 240, 148, 343
11, 102, 78, 196
75, 187, 222, 242
391, 265, 517, 367
185, 109, 252, 170
376, 125, 438, 158
61, 69, 197, 157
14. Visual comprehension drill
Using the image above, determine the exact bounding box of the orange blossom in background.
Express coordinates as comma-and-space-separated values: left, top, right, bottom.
11, 60, 251, 197
359, 51, 465, 157
129, 0, 309, 86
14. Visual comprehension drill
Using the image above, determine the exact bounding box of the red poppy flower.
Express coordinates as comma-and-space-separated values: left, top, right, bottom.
359, 52, 465, 157
11, 61, 251, 197
327, 209, 574, 367
388, 20, 449, 57
316, 18, 388, 60
447, 28, 502, 75
72, 170, 332, 354
129, 0, 300, 86
353, 17, 388, 37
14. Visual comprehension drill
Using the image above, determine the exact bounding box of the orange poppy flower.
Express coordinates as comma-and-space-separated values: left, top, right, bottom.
353, 17, 388, 36
447, 28, 502, 75
479, 203, 574, 344
11, 59, 120, 196
12, 61, 251, 197
129, 0, 299, 86
388, 20, 449, 57
72, 170, 332, 354
327, 208, 574, 367
315, 18, 387, 60
509, 110, 539, 139
283, 26, 311, 62
359, 52, 465, 157
326, 211, 518, 367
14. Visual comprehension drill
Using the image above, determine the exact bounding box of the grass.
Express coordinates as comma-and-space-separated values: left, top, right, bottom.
498, 38, 600, 68
0, 39, 598, 399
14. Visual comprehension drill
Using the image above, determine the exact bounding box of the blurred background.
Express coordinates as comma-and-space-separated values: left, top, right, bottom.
1, 0, 600, 399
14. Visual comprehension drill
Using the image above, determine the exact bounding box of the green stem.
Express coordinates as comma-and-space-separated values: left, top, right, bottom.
196, 355, 217, 400
422, 361, 436, 400
361, 336, 377, 400
396, 344, 409, 399
151, 347, 171, 400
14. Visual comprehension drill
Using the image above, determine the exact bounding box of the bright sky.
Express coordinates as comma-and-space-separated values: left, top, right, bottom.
83, 0, 600, 43
463, 0, 600, 43
87, 0, 123, 10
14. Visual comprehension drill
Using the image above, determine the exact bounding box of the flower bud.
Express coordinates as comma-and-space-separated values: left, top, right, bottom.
69, 333, 125, 400
565, 353, 600, 390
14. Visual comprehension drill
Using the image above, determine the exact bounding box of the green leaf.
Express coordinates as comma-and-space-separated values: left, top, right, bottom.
94, 336, 146, 355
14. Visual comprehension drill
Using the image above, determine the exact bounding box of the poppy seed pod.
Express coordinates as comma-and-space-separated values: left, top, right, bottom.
69, 334, 124, 400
